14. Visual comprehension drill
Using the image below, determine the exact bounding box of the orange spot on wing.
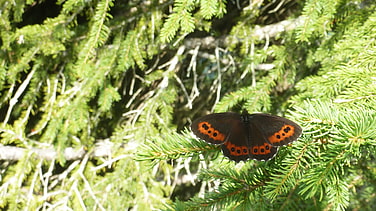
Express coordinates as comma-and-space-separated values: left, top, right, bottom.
251, 143, 272, 155
224, 142, 249, 156
197, 122, 225, 142
268, 124, 296, 144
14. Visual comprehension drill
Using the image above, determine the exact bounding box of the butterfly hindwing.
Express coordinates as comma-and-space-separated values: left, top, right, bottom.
246, 121, 279, 161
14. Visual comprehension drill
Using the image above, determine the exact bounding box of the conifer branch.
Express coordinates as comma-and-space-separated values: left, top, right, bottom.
3, 67, 37, 126
183, 16, 305, 50
1, 0, 375, 210
0, 140, 113, 161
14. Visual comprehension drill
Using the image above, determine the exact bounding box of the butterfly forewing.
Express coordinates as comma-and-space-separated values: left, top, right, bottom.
248, 113, 302, 147
191, 112, 242, 145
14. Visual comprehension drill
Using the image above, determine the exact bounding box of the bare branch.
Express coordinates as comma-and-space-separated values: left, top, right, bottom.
0, 140, 113, 161
252, 16, 305, 40
183, 16, 305, 49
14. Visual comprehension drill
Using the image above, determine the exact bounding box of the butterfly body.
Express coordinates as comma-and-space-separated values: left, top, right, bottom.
191, 111, 302, 162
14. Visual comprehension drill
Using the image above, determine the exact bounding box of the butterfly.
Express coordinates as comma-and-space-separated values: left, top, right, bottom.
191, 110, 302, 162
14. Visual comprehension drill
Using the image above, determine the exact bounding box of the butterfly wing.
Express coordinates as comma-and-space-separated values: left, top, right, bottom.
219, 118, 253, 162
191, 112, 242, 145
191, 112, 252, 162
247, 121, 279, 161
248, 113, 302, 147
242, 113, 301, 161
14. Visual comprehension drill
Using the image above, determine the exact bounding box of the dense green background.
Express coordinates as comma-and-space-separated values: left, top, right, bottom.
1, 0, 376, 210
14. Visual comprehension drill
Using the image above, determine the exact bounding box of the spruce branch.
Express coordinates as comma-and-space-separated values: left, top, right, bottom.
177, 164, 276, 210
136, 130, 218, 164
78, 0, 114, 64
264, 139, 310, 199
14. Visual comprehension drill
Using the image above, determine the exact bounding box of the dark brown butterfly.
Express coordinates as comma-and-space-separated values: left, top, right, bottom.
191, 110, 302, 162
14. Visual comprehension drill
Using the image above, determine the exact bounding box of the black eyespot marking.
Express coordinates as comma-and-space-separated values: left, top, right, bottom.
202, 124, 209, 130
231, 147, 235, 152
213, 132, 217, 137
276, 135, 281, 139
284, 127, 291, 133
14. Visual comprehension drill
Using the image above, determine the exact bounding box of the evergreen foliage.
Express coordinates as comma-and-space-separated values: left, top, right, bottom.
0, 0, 375, 210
